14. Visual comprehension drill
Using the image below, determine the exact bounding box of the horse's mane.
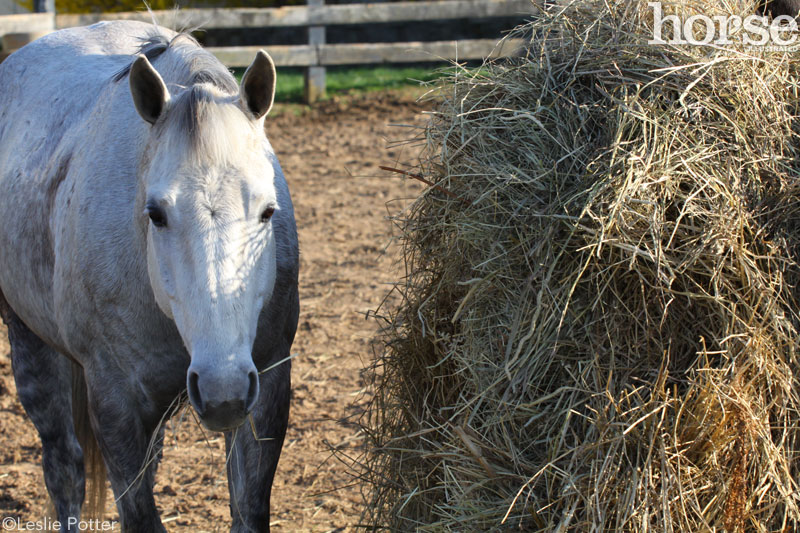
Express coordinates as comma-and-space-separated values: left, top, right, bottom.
112, 31, 238, 95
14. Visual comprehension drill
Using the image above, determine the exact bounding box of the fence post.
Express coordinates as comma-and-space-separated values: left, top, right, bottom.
33, 0, 54, 14
304, 0, 326, 103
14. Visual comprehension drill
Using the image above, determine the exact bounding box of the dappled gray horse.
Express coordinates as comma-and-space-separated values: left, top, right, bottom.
0, 20, 298, 532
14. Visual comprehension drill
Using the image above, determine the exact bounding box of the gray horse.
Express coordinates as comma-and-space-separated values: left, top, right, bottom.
0, 20, 298, 532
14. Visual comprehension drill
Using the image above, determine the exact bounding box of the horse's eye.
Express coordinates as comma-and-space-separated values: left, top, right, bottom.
147, 206, 167, 228
260, 206, 275, 223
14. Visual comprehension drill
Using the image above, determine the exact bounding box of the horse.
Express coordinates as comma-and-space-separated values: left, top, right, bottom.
0, 20, 299, 532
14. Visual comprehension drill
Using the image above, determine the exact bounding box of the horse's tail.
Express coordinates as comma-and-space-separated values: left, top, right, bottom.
71, 362, 107, 519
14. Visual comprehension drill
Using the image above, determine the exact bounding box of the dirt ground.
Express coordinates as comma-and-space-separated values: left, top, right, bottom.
0, 91, 430, 532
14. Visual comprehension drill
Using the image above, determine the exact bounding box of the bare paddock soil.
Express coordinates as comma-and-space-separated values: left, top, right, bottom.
0, 92, 429, 531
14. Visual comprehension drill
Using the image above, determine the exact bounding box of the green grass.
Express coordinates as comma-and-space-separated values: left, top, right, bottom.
235, 65, 446, 102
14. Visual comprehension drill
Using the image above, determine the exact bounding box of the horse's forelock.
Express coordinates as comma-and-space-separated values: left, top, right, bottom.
155, 85, 259, 168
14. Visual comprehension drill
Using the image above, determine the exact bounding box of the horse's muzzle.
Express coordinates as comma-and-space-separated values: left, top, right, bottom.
186, 359, 259, 432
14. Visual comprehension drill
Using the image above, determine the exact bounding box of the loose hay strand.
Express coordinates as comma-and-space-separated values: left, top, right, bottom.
360, 1, 800, 531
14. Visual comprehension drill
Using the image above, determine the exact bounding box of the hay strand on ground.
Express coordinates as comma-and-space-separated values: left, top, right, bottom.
360, 1, 800, 530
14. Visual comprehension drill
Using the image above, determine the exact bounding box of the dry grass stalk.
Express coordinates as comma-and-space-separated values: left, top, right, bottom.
359, 1, 800, 531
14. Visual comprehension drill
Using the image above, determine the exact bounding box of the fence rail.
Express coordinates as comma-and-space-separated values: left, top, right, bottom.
56, 0, 533, 29
209, 37, 524, 67
0, 13, 52, 34
0, 0, 535, 101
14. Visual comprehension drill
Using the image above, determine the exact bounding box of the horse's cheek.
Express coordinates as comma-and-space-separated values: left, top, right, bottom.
146, 235, 175, 318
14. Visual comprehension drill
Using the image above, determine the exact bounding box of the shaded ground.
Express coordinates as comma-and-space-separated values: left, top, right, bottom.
0, 91, 430, 531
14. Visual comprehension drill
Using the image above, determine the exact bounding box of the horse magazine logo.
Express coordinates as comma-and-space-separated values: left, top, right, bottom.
2, 516, 118, 531
649, 2, 800, 50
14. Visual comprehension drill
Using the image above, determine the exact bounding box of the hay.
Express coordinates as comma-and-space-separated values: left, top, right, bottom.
359, 1, 800, 530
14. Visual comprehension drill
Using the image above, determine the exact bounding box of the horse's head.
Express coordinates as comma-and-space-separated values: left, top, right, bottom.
130, 51, 278, 431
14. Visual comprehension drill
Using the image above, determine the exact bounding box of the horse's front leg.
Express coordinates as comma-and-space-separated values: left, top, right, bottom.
2, 303, 85, 529
84, 366, 170, 533
225, 360, 290, 533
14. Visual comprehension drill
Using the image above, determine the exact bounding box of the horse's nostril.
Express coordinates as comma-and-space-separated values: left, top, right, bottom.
246, 369, 259, 411
187, 370, 204, 414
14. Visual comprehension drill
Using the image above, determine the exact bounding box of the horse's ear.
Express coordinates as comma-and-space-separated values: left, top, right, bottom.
240, 50, 276, 119
129, 54, 170, 125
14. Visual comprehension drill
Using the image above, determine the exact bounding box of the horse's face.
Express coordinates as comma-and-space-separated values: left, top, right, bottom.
131, 52, 278, 431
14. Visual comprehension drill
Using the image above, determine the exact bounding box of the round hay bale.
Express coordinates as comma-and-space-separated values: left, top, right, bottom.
360, 1, 800, 531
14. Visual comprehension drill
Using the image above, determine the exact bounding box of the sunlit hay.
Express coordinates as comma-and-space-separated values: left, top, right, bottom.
359, 0, 800, 530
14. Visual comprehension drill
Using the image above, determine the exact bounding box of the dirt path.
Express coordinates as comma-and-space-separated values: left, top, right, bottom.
0, 92, 429, 531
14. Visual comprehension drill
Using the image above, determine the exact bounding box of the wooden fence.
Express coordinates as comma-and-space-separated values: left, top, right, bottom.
0, 0, 533, 101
